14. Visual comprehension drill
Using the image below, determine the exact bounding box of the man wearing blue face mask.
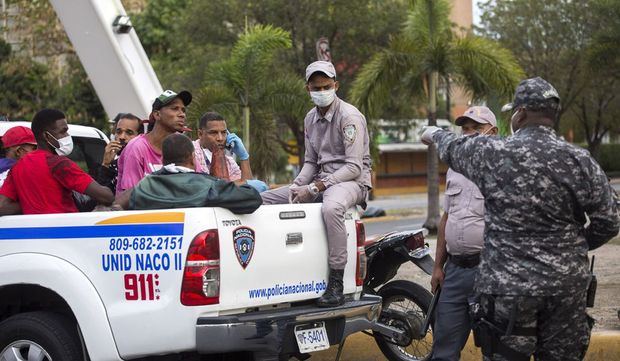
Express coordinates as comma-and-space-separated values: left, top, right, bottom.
0, 108, 113, 215
261, 61, 372, 307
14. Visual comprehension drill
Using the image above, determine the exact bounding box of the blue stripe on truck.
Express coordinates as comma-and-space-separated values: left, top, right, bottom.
0, 223, 184, 240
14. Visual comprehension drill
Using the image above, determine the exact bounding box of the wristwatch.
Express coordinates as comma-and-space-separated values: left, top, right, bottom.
309, 183, 320, 195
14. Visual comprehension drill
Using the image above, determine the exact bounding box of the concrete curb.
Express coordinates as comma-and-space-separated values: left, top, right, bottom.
309, 331, 620, 360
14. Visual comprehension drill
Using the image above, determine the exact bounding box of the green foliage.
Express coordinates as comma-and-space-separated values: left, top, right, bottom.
54, 57, 107, 129
596, 144, 620, 172
479, 0, 594, 125
479, 0, 620, 149
351, 0, 523, 118
0, 39, 11, 64
130, 0, 189, 57
0, 56, 52, 118
0, 1, 105, 127
588, 0, 620, 77
191, 25, 299, 178
350, 0, 523, 231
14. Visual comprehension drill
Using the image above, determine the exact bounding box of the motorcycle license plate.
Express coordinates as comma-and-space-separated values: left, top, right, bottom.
294, 321, 330, 353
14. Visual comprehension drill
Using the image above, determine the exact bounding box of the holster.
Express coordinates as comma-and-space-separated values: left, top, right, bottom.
470, 295, 533, 361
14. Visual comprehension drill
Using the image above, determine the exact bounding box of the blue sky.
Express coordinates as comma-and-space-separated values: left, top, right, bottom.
473, 0, 483, 26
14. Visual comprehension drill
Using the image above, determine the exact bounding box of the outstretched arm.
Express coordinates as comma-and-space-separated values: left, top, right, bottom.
0, 195, 21, 216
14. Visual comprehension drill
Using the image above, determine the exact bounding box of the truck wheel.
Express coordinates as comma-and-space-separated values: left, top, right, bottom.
0, 312, 83, 361
373, 280, 433, 361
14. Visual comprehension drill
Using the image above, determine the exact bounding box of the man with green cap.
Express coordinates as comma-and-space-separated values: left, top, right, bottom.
116, 89, 192, 194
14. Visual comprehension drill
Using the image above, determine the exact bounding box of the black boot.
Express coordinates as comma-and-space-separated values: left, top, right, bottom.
317, 269, 345, 307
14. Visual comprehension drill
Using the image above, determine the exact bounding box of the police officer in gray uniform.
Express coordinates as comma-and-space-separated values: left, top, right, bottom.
261, 61, 371, 307
422, 77, 619, 361
431, 106, 498, 361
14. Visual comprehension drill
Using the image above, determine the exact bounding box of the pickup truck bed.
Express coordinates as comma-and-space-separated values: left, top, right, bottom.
0, 204, 378, 360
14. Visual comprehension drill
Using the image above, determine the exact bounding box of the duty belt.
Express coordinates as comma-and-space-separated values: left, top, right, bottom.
449, 253, 480, 268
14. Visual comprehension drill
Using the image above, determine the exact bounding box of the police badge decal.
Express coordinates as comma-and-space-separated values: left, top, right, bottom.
343, 124, 356, 143
233, 226, 255, 269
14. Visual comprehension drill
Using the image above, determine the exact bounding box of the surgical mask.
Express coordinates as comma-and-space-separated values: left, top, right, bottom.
510, 109, 521, 135
310, 89, 336, 108
47, 132, 74, 156
479, 127, 496, 136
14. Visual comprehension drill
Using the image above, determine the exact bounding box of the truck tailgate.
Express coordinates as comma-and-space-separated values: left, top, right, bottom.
214, 203, 360, 310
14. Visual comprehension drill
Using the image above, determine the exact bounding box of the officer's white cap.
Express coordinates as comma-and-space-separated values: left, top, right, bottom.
455, 106, 497, 127
305, 61, 336, 83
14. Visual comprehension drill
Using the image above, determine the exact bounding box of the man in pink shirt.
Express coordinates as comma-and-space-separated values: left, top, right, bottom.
116, 89, 192, 194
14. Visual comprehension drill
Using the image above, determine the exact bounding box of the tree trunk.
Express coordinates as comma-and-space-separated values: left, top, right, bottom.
424, 72, 441, 233
588, 138, 603, 161
243, 105, 250, 151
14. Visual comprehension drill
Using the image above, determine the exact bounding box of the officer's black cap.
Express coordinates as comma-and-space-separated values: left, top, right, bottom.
502, 77, 560, 113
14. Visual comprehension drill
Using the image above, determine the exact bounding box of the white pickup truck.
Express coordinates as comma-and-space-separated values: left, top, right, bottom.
0, 124, 381, 361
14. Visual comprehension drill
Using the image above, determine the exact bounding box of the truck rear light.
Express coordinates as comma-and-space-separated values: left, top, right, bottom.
181, 229, 220, 306
355, 220, 367, 286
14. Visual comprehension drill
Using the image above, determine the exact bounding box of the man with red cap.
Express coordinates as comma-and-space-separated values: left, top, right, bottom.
0, 109, 113, 215
0, 126, 37, 187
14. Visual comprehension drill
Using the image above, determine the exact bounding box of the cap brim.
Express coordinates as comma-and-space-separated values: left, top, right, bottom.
306, 70, 336, 82
455, 115, 491, 126
177, 90, 192, 106
454, 116, 470, 126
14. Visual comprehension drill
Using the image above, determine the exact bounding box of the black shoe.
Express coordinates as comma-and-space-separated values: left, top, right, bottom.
317, 268, 345, 307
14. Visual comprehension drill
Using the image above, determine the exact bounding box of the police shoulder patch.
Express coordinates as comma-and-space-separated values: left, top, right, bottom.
343, 124, 356, 143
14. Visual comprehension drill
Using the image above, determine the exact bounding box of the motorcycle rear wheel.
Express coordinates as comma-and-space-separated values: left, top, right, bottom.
374, 280, 434, 361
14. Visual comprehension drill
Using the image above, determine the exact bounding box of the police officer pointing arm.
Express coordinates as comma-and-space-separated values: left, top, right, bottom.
422, 77, 619, 361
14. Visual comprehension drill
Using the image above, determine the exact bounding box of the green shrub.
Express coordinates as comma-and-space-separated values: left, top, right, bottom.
597, 144, 620, 173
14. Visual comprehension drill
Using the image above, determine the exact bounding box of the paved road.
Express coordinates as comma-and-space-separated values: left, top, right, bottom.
308, 331, 620, 361
364, 180, 620, 237
364, 216, 425, 237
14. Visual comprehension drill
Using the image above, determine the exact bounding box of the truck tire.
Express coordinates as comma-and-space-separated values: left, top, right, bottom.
374, 280, 433, 361
0, 311, 83, 361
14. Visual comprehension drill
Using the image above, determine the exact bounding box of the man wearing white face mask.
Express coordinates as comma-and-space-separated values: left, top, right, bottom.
0, 108, 113, 215
261, 61, 372, 307
430, 106, 497, 361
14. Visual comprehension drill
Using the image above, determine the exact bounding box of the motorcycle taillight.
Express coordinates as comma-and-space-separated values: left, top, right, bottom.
355, 220, 367, 286
405, 232, 425, 251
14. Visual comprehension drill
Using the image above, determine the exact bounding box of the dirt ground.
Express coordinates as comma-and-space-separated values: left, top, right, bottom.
393, 236, 620, 331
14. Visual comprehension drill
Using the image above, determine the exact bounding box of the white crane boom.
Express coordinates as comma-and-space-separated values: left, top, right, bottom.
49, 0, 162, 120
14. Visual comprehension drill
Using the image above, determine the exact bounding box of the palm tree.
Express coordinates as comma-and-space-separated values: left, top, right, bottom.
189, 24, 309, 178
350, 0, 523, 231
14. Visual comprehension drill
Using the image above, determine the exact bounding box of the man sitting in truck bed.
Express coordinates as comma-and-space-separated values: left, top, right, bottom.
114, 133, 261, 214
116, 89, 193, 195
0, 109, 114, 215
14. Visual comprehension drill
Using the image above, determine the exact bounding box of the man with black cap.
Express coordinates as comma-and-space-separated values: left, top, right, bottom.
421, 77, 619, 360
430, 106, 497, 361
261, 61, 372, 307
116, 89, 192, 194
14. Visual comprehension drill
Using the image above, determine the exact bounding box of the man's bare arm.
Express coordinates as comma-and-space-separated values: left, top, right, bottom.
114, 188, 132, 210
238, 159, 253, 182
0, 195, 21, 216
430, 212, 449, 293
83, 181, 114, 206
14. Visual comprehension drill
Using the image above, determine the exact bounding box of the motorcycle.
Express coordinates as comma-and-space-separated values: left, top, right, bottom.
361, 225, 435, 361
